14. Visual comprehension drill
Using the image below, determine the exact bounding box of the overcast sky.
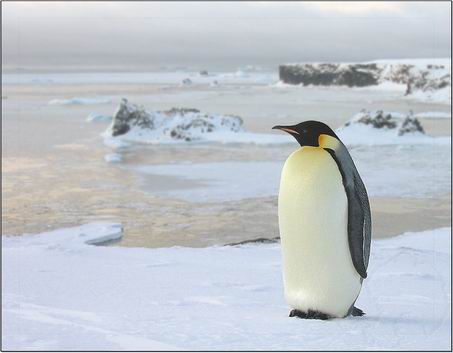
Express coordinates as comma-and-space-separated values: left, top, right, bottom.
2, 1, 451, 71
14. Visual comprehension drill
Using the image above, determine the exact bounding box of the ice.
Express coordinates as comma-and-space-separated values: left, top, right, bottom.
104, 153, 122, 163
49, 97, 112, 105
406, 86, 451, 104
126, 142, 450, 202
4, 71, 278, 86
2, 224, 451, 350
86, 113, 113, 122
102, 100, 292, 146
337, 124, 450, 146
414, 111, 451, 119
279, 58, 451, 104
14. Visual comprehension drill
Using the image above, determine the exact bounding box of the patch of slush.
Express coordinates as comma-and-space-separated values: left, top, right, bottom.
48, 97, 112, 105
2, 224, 451, 350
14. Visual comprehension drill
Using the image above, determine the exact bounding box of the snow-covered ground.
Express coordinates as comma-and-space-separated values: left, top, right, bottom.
2, 223, 451, 350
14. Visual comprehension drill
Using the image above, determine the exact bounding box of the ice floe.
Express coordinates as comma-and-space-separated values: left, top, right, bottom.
337, 110, 451, 146
86, 112, 113, 122
49, 97, 112, 106
104, 153, 122, 163
102, 99, 290, 146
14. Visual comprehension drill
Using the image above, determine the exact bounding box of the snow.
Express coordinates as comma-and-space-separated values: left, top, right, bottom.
103, 101, 449, 148
370, 57, 451, 67
4, 71, 277, 86
105, 128, 291, 146
49, 97, 112, 105
86, 112, 113, 122
279, 58, 451, 104
2, 223, 451, 350
336, 124, 450, 146
336, 110, 451, 146
406, 86, 451, 104
102, 100, 291, 146
104, 153, 122, 163
414, 111, 451, 119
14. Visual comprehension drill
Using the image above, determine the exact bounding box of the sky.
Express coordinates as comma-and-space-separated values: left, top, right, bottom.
2, 1, 451, 71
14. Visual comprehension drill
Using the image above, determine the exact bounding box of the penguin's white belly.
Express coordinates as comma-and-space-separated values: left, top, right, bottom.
278, 147, 361, 318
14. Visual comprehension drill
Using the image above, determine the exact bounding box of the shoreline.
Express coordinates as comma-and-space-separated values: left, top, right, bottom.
3, 193, 450, 249
2, 81, 451, 248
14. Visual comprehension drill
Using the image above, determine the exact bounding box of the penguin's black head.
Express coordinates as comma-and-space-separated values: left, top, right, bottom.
272, 121, 338, 147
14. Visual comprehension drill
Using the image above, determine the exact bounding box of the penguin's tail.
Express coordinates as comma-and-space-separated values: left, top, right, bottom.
351, 306, 365, 317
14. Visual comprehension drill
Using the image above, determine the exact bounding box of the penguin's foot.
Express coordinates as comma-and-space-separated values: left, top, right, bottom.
289, 309, 332, 320
351, 306, 365, 317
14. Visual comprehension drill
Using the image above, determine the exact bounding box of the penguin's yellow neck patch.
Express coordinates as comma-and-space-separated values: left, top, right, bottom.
318, 134, 340, 150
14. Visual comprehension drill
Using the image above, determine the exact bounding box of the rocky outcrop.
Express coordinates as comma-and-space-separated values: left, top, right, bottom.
344, 110, 425, 136
398, 116, 425, 136
110, 99, 153, 136
225, 236, 280, 246
107, 99, 244, 142
279, 63, 380, 87
279, 62, 451, 95
181, 78, 192, 86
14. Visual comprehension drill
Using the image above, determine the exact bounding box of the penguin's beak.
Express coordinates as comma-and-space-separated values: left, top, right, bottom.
272, 125, 300, 135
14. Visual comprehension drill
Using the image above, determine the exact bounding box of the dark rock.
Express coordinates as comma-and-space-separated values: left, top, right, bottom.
398, 116, 425, 136
225, 236, 280, 246
108, 99, 245, 142
111, 99, 153, 136
345, 110, 398, 129
165, 108, 200, 115
199, 70, 209, 76
279, 63, 380, 87
344, 109, 425, 136
279, 62, 450, 94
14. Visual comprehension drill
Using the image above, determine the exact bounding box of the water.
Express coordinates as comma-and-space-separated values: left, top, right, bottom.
2, 73, 451, 247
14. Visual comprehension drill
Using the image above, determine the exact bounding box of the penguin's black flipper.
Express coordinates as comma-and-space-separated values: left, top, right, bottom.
351, 307, 365, 317
325, 145, 372, 279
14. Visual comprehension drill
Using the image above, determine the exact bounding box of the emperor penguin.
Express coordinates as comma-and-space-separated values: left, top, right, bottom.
273, 121, 371, 320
